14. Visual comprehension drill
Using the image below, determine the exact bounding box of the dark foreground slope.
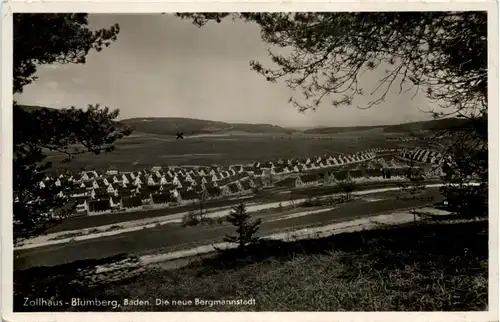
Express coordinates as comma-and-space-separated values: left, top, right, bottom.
14, 220, 488, 312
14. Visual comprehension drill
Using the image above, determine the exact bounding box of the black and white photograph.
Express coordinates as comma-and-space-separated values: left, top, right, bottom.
2, 7, 498, 319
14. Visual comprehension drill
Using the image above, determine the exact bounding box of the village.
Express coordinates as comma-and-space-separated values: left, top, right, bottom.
31, 146, 446, 217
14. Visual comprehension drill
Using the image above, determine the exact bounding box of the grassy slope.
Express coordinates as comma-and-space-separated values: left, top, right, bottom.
15, 220, 488, 312
94, 220, 490, 311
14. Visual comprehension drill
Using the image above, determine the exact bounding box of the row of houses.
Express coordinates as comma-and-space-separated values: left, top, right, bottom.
35, 148, 397, 216
39, 149, 385, 193
398, 148, 447, 165
275, 158, 416, 189
74, 174, 265, 215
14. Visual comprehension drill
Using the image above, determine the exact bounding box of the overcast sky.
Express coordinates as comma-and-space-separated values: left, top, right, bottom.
14, 13, 441, 128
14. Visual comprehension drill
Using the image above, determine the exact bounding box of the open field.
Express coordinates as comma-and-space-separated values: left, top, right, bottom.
14, 220, 488, 311
45, 131, 413, 171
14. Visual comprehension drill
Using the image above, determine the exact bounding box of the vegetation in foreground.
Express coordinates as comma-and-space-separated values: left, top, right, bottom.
14, 220, 487, 312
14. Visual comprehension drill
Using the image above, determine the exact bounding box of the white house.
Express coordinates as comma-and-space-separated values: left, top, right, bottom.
75, 199, 88, 214
295, 174, 321, 188
133, 177, 143, 186
147, 176, 156, 186
106, 184, 115, 194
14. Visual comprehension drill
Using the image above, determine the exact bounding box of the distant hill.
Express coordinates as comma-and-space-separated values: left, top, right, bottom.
382, 118, 468, 133
303, 125, 382, 134
17, 106, 293, 135
17, 105, 466, 136
120, 117, 295, 135
303, 118, 467, 134
17, 104, 56, 112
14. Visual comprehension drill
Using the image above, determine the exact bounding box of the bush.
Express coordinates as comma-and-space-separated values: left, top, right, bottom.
181, 211, 201, 227
300, 197, 323, 207
336, 178, 356, 201
440, 185, 488, 217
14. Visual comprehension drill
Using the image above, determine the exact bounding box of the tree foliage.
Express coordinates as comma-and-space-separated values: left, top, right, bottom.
178, 12, 488, 216
14, 13, 119, 94
223, 203, 262, 250
177, 12, 486, 116
397, 158, 427, 201
439, 126, 488, 217
336, 177, 356, 201
13, 14, 130, 241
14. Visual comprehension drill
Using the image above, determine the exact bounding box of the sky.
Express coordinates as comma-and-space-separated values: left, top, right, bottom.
14, 14, 442, 128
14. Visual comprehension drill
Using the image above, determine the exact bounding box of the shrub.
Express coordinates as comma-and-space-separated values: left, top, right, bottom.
216, 216, 225, 225
336, 178, 356, 201
181, 211, 201, 227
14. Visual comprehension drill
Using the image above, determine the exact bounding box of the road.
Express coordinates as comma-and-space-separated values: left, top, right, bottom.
14, 188, 443, 271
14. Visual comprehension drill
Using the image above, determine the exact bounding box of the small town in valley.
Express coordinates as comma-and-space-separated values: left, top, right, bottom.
9, 11, 490, 314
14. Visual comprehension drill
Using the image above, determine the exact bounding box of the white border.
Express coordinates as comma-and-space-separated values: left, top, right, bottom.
2, 3, 499, 322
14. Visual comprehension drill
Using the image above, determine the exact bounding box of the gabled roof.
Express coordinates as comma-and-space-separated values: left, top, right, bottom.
180, 190, 199, 200
349, 169, 366, 178
152, 193, 171, 204
366, 168, 382, 176
240, 180, 252, 190
72, 196, 88, 205
116, 188, 131, 197
299, 174, 321, 182
276, 177, 297, 187
218, 178, 231, 187
110, 196, 120, 204
121, 196, 143, 208
72, 187, 87, 195
94, 188, 108, 198
206, 186, 221, 197
252, 177, 264, 186
333, 171, 349, 181
228, 183, 240, 193
89, 199, 111, 212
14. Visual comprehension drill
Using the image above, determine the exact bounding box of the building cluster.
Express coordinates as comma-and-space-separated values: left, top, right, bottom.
398, 148, 445, 165
275, 154, 412, 189
35, 148, 397, 216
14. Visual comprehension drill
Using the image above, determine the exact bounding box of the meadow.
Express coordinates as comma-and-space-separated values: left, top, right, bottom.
46, 129, 410, 172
